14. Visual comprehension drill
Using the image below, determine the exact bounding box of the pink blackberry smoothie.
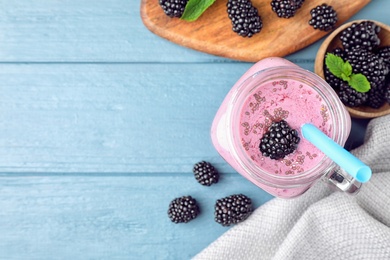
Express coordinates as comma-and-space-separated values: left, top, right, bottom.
211, 57, 352, 198
239, 79, 330, 177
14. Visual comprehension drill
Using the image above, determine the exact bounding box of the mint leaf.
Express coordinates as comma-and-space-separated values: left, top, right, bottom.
342, 61, 352, 77
340, 73, 350, 82
349, 73, 371, 93
181, 0, 216, 22
325, 53, 346, 79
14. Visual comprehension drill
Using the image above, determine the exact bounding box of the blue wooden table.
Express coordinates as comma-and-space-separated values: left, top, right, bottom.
0, 1, 388, 259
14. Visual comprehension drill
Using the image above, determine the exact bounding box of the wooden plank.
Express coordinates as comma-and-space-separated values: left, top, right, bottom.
0, 174, 274, 259
0, 0, 224, 62
0, 1, 387, 62
0, 63, 253, 173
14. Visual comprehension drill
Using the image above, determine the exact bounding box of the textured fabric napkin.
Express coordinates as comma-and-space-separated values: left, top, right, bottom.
195, 114, 390, 260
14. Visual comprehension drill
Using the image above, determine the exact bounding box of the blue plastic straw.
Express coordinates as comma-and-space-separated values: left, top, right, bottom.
301, 123, 371, 183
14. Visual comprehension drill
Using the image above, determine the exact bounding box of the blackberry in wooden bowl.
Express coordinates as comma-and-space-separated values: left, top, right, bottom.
315, 20, 390, 118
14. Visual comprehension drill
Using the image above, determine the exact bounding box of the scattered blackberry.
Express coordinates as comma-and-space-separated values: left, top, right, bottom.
227, 0, 263, 37
214, 194, 253, 226
324, 48, 345, 91
193, 161, 219, 186
168, 196, 199, 223
259, 120, 300, 160
271, 0, 305, 19
159, 0, 188, 18
308, 4, 337, 31
338, 81, 368, 107
344, 47, 389, 108
339, 21, 381, 52
377, 46, 390, 68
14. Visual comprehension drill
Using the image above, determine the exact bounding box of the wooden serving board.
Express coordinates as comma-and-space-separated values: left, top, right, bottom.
141, 0, 371, 62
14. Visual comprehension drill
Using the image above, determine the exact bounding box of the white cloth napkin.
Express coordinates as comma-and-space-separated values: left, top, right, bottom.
194, 114, 390, 260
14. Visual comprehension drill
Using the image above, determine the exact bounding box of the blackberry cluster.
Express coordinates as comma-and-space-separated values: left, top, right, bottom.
308, 4, 337, 31
345, 46, 387, 82
344, 47, 389, 108
270, 0, 305, 19
159, 0, 188, 18
338, 81, 368, 107
214, 194, 253, 226
168, 196, 200, 223
339, 21, 381, 52
259, 120, 300, 160
324, 21, 390, 109
227, 0, 263, 37
377, 46, 390, 68
193, 161, 219, 186
385, 78, 390, 104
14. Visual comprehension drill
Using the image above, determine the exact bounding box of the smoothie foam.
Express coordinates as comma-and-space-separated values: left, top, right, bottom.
239, 79, 332, 177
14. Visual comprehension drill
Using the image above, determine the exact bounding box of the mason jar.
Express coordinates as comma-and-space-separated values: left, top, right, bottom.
211, 57, 361, 198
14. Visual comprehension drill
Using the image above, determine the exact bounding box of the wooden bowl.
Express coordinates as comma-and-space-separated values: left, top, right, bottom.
315, 20, 390, 119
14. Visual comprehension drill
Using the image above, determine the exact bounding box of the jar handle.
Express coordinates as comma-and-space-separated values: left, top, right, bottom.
323, 168, 362, 195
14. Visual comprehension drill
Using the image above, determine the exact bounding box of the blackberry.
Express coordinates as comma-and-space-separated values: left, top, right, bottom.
385, 78, 390, 104
339, 21, 381, 52
271, 0, 305, 19
367, 89, 386, 108
338, 81, 368, 107
324, 48, 345, 91
227, 0, 263, 37
193, 161, 219, 186
332, 47, 346, 58
214, 194, 253, 226
377, 46, 390, 68
259, 120, 300, 160
344, 47, 389, 108
168, 196, 199, 223
308, 4, 337, 31
159, 0, 188, 18
345, 47, 388, 84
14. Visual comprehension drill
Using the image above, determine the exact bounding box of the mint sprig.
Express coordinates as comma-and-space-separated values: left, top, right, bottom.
181, 0, 216, 22
325, 53, 370, 93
